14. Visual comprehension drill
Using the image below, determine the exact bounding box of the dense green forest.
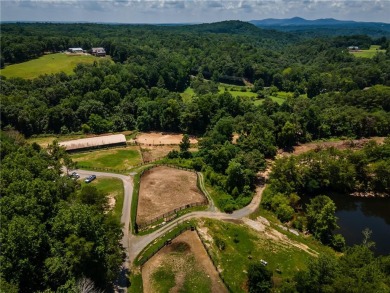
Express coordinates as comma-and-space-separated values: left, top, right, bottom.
0, 131, 124, 292
1, 21, 390, 292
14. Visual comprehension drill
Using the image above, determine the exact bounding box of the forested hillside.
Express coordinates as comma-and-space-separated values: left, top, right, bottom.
1, 21, 389, 292
0, 131, 124, 292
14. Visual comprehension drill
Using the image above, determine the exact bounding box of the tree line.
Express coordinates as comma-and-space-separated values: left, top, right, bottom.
0, 131, 124, 292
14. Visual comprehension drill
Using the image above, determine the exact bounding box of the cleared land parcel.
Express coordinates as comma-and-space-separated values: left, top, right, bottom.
137, 166, 206, 225
142, 230, 227, 293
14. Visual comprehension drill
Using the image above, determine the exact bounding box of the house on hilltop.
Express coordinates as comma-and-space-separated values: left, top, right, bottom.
68, 47, 84, 53
348, 46, 359, 51
91, 47, 106, 57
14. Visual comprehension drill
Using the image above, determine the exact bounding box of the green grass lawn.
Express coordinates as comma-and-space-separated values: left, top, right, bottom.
81, 177, 124, 222
254, 91, 307, 106
218, 86, 258, 98
72, 147, 142, 172
1, 53, 111, 79
180, 87, 196, 103
180, 85, 257, 102
151, 254, 211, 293
202, 218, 333, 292
350, 45, 386, 58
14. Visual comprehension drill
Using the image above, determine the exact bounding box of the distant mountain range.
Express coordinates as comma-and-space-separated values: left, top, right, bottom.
249, 17, 389, 27
249, 17, 390, 37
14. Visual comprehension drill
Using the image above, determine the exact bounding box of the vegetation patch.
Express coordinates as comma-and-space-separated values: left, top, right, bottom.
72, 146, 142, 171
199, 218, 324, 292
82, 177, 124, 221
350, 45, 386, 58
1, 53, 110, 79
141, 230, 226, 293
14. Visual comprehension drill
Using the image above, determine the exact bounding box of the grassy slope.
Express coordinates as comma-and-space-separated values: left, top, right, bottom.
81, 177, 124, 222
72, 147, 142, 171
202, 218, 334, 292
351, 45, 386, 58
1, 53, 110, 79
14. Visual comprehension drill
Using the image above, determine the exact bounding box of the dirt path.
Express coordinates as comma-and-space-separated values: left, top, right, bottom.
142, 230, 227, 293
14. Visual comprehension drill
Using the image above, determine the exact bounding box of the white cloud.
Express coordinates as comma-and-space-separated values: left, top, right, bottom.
1, 0, 389, 23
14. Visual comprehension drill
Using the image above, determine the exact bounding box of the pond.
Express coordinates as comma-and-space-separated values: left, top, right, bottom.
329, 194, 390, 256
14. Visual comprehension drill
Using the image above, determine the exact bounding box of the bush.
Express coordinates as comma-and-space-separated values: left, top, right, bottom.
331, 234, 346, 252
167, 150, 179, 159
214, 236, 226, 251
247, 263, 272, 293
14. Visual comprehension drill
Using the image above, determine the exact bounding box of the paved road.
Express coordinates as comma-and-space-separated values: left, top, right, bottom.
74, 169, 133, 292
75, 169, 265, 292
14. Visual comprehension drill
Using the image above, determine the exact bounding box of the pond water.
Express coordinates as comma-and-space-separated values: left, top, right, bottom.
329, 194, 390, 256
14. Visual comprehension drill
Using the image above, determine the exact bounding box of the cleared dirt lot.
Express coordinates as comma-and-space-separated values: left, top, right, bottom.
137, 166, 205, 224
141, 145, 198, 162
136, 132, 198, 145
280, 137, 386, 156
142, 230, 227, 293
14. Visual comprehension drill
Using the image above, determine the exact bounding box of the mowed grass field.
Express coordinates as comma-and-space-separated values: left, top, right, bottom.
72, 146, 142, 171
81, 177, 124, 222
180, 84, 257, 102
1, 53, 110, 79
350, 45, 386, 58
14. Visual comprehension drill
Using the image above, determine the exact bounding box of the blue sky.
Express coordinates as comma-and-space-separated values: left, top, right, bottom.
1, 1, 389, 23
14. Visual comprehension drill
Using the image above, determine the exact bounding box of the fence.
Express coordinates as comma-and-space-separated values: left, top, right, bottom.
137, 200, 207, 230
135, 164, 208, 231
137, 226, 232, 292
195, 229, 232, 292
137, 225, 193, 266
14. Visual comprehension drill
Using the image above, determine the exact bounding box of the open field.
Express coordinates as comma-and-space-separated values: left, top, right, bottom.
80, 177, 124, 221
136, 132, 198, 145
141, 145, 179, 162
72, 146, 142, 171
142, 230, 227, 293
137, 166, 205, 224
350, 45, 386, 58
218, 86, 257, 98
199, 218, 329, 292
1, 53, 111, 79
180, 85, 257, 101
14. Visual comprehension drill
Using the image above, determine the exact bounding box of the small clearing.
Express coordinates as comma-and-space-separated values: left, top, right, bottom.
141, 145, 198, 162
136, 132, 198, 145
137, 166, 206, 225
280, 137, 386, 156
142, 230, 228, 293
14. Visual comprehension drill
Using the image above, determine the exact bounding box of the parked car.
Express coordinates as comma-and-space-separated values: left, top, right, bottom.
85, 175, 96, 183
70, 172, 80, 179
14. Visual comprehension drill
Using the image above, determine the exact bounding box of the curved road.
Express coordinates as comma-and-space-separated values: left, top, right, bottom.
74, 169, 265, 292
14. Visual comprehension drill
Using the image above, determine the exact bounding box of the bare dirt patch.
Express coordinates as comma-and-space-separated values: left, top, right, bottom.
242, 217, 318, 257
280, 137, 386, 157
141, 145, 198, 162
136, 132, 198, 145
142, 230, 228, 293
137, 166, 206, 224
